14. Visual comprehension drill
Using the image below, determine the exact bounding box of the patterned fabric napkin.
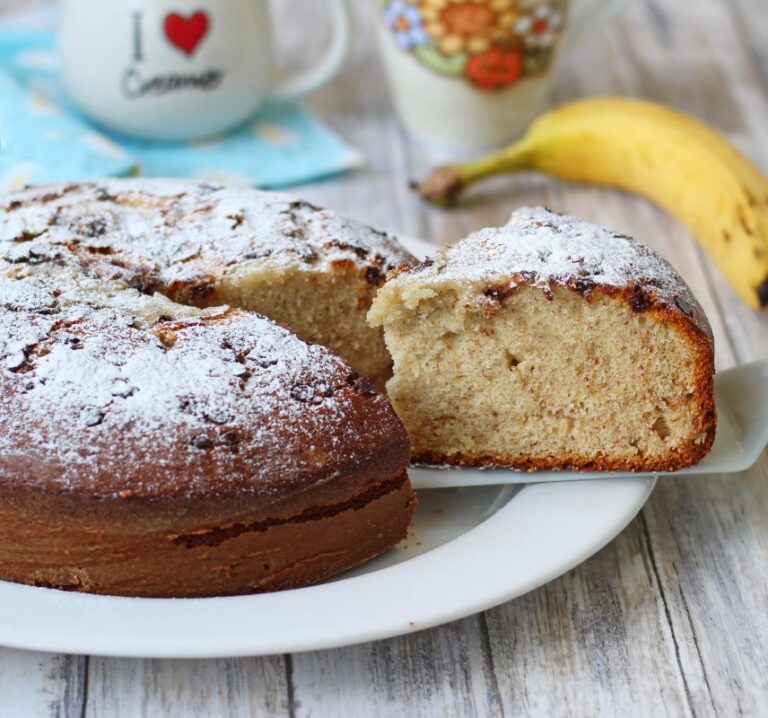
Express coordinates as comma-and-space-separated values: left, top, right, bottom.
0, 29, 362, 192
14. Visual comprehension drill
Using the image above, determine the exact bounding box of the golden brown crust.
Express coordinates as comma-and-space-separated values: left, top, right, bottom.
0, 180, 416, 307
1, 180, 418, 393
413, 439, 712, 473
0, 295, 409, 500
374, 205, 719, 474
388, 207, 715, 346
0, 297, 415, 594
0, 471, 416, 597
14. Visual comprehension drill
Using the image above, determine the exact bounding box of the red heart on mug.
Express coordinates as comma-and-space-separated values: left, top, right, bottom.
164, 11, 210, 56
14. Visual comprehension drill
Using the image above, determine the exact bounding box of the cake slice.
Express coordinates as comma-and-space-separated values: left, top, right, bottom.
368, 208, 716, 472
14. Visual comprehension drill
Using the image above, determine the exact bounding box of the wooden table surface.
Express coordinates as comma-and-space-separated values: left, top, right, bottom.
1, 0, 767, 715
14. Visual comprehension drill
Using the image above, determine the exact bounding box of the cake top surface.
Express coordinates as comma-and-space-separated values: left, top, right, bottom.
394, 207, 711, 337
0, 270, 404, 499
0, 181, 410, 499
0, 179, 415, 293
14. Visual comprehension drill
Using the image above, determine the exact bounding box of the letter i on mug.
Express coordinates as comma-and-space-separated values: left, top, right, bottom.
60, 0, 352, 141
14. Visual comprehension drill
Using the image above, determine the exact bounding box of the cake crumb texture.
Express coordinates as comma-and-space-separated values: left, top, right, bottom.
369, 207, 716, 471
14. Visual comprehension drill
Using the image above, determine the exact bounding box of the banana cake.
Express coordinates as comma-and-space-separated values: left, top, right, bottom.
0, 180, 416, 597
2, 179, 416, 389
368, 207, 716, 472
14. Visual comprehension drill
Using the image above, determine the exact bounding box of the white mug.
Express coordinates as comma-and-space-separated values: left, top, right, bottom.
60, 0, 352, 141
375, 0, 632, 149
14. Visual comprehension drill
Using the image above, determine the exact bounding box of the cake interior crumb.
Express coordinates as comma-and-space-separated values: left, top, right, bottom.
375, 283, 704, 465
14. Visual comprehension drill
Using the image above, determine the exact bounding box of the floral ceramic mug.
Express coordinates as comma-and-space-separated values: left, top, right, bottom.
376, 0, 632, 148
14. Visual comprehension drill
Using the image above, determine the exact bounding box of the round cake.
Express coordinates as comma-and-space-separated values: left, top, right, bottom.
0, 180, 416, 597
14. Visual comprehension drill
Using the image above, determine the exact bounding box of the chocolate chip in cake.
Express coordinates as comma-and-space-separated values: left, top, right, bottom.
483, 283, 517, 302
573, 277, 596, 295
674, 296, 693, 316
290, 383, 324, 404
191, 434, 214, 450
226, 212, 245, 230
84, 244, 117, 255
253, 355, 277, 369
111, 381, 136, 399
237, 368, 253, 389
220, 431, 239, 452
365, 265, 383, 286
284, 199, 321, 213
204, 407, 231, 425
630, 285, 652, 311
81, 407, 105, 427
12, 230, 46, 243
95, 187, 116, 201
347, 372, 377, 395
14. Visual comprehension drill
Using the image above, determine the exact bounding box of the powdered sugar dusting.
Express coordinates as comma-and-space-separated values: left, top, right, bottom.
0, 181, 408, 498
400, 207, 710, 333
0, 179, 415, 292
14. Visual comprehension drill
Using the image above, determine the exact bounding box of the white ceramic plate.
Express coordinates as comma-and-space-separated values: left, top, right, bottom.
0, 235, 681, 658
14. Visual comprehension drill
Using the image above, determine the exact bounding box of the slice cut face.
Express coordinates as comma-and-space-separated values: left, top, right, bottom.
216, 263, 395, 391
369, 208, 716, 472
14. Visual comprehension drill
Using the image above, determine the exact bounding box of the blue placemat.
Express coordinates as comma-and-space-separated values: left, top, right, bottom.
0, 28, 362, 191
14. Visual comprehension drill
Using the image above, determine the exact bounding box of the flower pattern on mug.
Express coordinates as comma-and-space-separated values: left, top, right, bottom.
420, 0, 518, 55
465, 45, 523, 90
384, 0, 431, 50
380, 0, 568, 91
513, 1, 563, 49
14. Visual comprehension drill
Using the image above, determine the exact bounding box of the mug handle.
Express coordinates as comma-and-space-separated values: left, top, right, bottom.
559, 0, 633, 58
268, 0, 352, 101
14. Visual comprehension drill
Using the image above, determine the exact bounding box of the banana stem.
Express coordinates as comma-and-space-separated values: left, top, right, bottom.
414, 138, 536, 207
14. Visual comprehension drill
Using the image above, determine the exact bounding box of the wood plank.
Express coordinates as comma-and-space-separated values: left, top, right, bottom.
290, 615, 502, 718
286, 8, 506, 718
292, 4, 693, 716
294, 1, 768, 716
722, 0, 768, 112
642, 466, 768, 717
572, 3, 768, 716
0, 649, 86, 718
386, 1, 767, 716
484, 518, 697, 717
83, 656, 290, 718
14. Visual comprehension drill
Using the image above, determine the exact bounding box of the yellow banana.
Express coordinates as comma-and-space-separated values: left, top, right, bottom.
416, 98, 768, 310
